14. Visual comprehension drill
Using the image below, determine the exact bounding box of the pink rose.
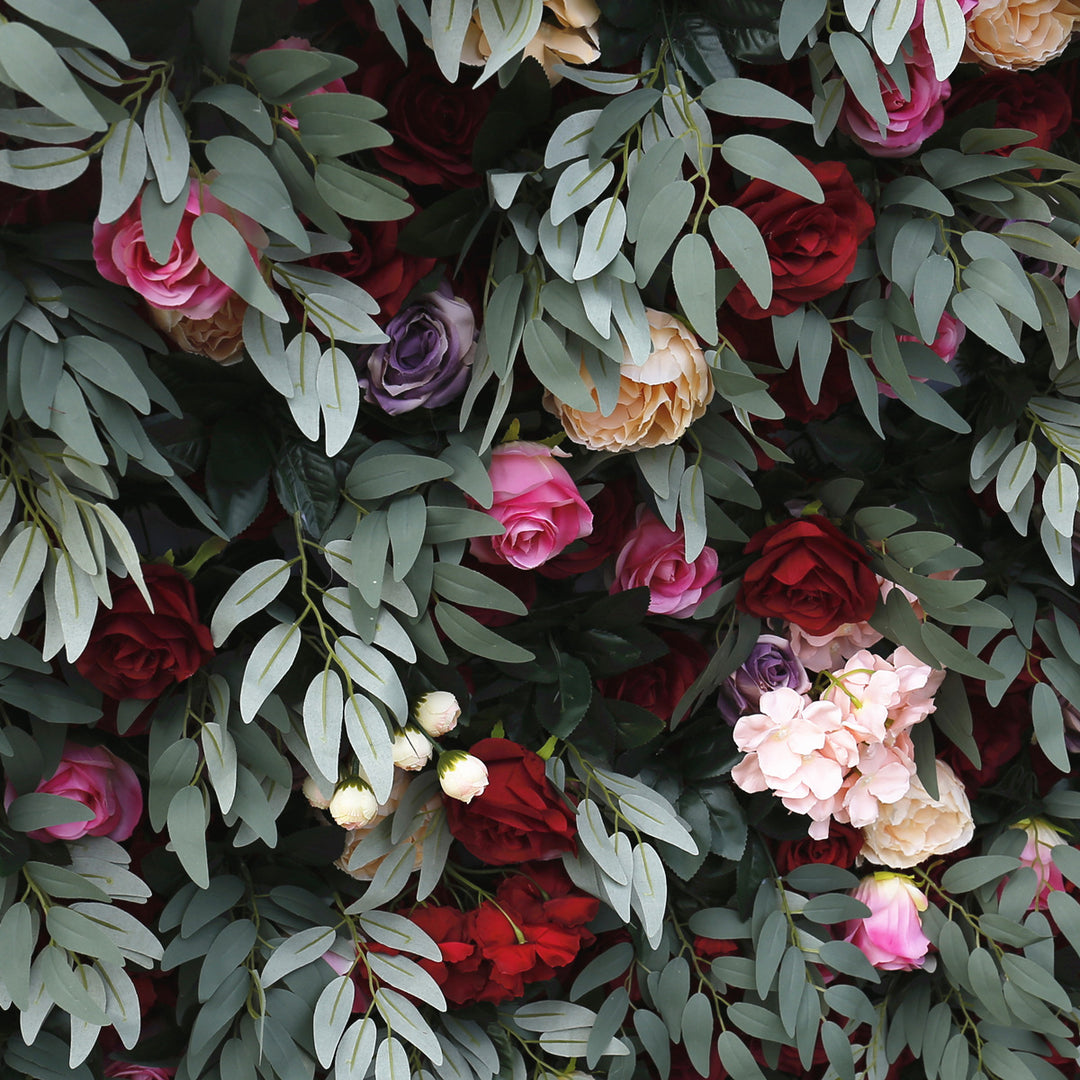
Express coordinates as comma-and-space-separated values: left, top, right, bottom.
843, 873, 931, 971
1014, 819, 1068, 910
610, 508, 720, 618
838, 31, 951, 157
105, 1063, 176, 1080
93, 178, 265, 320
469, 442, 593, 571
4, 743, 143, 843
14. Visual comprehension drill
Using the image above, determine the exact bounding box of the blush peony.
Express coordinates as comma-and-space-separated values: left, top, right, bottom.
964, 0, 1080, 70
544, 310, 714, 452
468, 442, 593, 571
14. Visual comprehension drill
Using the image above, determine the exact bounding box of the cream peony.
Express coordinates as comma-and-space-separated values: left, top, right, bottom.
860, 760, 974, 869
964, 0, 1080, 71
461, 0, 601, 83
544, 310, 714, 452
150, 292, 248, 365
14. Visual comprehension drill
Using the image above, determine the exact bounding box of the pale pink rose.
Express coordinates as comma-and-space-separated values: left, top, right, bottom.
610, 508, 720, 618
258, 37, 347, 128
841, 741, 918, 828
4, 743, 143, 843
861, 760, 974, 868
93, 179, 265, 320
1014, 819, 1068, 910
788, 618, 883, 672
469, 442, 593, 571
105, 1063, 175, 1080
843, 873, 932, 971
839, 31, 951, 157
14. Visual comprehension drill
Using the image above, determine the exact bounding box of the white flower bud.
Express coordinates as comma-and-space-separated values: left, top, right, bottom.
329, 779, 380, 830
302, 775, 332, 810
437, 751, 489, 803
392, 726, 434, 771
414, 691, 461, 737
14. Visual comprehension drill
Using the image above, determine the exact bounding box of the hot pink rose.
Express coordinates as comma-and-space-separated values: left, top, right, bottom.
469, 442, 593, 571
610, 509, 720, 618
838, 31, 951, 157
93, 178, 265, 320
843, 873, 931, 971
4, 743, 143, 843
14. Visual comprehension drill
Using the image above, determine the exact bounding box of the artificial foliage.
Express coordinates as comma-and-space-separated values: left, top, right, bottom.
0, 1, 1079, 1079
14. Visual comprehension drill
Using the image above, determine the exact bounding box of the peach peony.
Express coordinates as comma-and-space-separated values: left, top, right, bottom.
860, 760, 974, 868
544, 310, 714, 452
462, 0, 601, 83
150, 292, 248, 364
964, 0, 1080, 71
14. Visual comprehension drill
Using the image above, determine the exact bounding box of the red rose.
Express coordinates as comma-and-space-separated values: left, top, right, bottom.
309, 214, 436, 320
76, 564, 214, 700
773, 822, 863, 876
345, 41, 491, 190
444, 738, 577, 865
720, 159, 875, 319
597, 630, 709, 723
737, 515, 878, 635
948, 71, 1071, 152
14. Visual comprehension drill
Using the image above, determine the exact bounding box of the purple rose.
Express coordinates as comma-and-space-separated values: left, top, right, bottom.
356, 282, 475, 414
717, 634, 811, 725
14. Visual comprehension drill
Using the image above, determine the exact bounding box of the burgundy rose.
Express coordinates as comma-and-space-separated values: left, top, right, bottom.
598, 630, 709, 723
720, 159, 875, 319
444, 738, 577, 864
948, 70, 1072, 152
76, 564, 214, 700
737, 515, 878, 636
774, 822, 863, 876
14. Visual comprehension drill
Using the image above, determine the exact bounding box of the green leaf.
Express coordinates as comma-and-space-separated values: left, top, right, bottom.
98, 119, 146, 224
201, 720, 237, 815
191, 83, 273, 143
211, 558, 293, 647
522, 318, 595, 410
921, 0, 967, 79
995, 440, 1037, 512
672, 231, 718, 344
290, 92, 391, 157
633, 179, 695, 286
336, 1017, 379, 1080
434, 602, 534, 664
261, 925, 336, 987
143, 89, 189, 203
551, 158, 615, 226
303, 669, 344, 784
346, 451, 454, 501
0, 144, 89, 189
589, 88, 662, 160
192, 0, 241, 73
829, 31, 888, 131
246, 48, 356, 103
871, 0, 918, 63
0, 901, 33, 1008
0, 22, 105, 131
709, 204, 772, 310
941, 855, 1021, 893
476, 0, 543, 80
574, 196, 627, 280
191, 213, 286, 322
318, 346, 361, 457
314, 975, 354, 1068
429, 0, 475, 82
315, 161, 411, 222
167, 785, 209, 888
239, 621, 302, 722
701, 76, 812, 123
721, 133, 823, 202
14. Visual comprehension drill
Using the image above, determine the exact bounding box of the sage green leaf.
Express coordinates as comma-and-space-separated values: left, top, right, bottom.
289, 93, 390, 156
7, 0, 128, 58
303, 669, 344, 784
0, 523, 48, 638
192, 0, 241, 73
46, 905, 120, 965
701, 77, 812, 123
715, 1032, 767, 1080
285, 331, 322, 440
630, 841, 666, 946
522, 318, 596, 410
721, 133, 823, 202
334, 635, 408, 721
995, 441, 1037, 513
1002, 951, 1072, 1011
829, 31, 889, 131
51, 372, 107, 464
369, 954, 446, 1012
941, 855, 1020, 892
201, 721, 237, 814
342, 693, 395, 802
143, 89, 189, 203
374, 1034, 411, 1080
434, 602, 534, 664
538, 210, 580, 282
803, 893, 873, 924
192, 213, 286, 320
545, 109, 600, 168
432, 562, 527, 615
550, 158, 615, 226
65, 336, 150, 413
243, 307, 293, 397
211, 559, 292, 647
962, 258, 1040, 328
844, 0, 876, 31
0, 105, 93, 144
98, 119, 146, 225
951, 288, 1023, 362
633, 178, 695, 286
337, 1017, 379, 1080
0, 902, 33, 1009
709, 204, 772, 309
577, 799, 629, 885
0, 23, 104, 131
429, 0, 474, 81
346, 451, 453, 501
314, 975, 354, 1068
999, 221, 1080, 272
871, 0, 918, 63
191, 84, 272, 143
167, 786, 209, 888
1043, 461, 1078, 537
589, 88, 662, 160
439, 444, 493, 508
1032, 680, 1069, 771
476, 0, 543, 80
315, 161, 411, 222
97, 960, 140, 1050
261, 925, 336, 987
246, 48, 355, 103
672, 231, 717, 343
0, 144, 90, 189
40, 944, 110, 1026
239, 621, 302, 722
20, 332, 62, 427
921, 0, 967, 79
318, 346, 360, 457
46, 549, 97, 663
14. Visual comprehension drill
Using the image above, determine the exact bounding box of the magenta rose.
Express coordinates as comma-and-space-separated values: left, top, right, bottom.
469, 442, 593, 571
610, 508, 721, 618
5, 743, 143, 843
93, 178, 265, 319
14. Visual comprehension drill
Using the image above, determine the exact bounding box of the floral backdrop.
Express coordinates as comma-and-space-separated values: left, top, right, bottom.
0, 0, 1078, 1078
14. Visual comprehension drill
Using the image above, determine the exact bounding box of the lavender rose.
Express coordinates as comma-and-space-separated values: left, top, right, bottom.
356, 283, 475, 414
717, 633, 811, 725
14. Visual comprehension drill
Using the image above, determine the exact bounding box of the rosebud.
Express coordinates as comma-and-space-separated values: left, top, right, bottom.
1015, 818, 1068, 910
302, 775, 332, 810
437, 751, 489, 803
414, 691, 461, 737
392, 726, 434, 771
843, 872, 931, 971
329, 779, 380, 829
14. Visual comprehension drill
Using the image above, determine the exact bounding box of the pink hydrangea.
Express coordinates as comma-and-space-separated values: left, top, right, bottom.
838, 30, 951, 157
93, 178, 265, 320
843, 873, 932, 971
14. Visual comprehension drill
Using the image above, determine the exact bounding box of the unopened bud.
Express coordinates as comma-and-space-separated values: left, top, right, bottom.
392, 725, 434, 771
329, 778, 380, 829
414, 691, 461, 737
302, 775, 332, 810
437, 751, 488, 803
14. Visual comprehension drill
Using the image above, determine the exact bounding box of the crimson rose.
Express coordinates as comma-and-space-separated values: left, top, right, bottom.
444, 738, 576, 864
597, 630, 709, 723
737, 515, 878, 635
76, 564, 214, 700
721, 159, 875, 319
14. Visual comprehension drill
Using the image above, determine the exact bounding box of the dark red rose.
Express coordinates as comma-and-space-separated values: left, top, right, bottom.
773, 821, 863, 875
948, 71, 1071, 152
720, 159, 875, 319
444, 738, 577, 865
309, 214, 436, 320
539, 476, 637, 579
76, 564, 214, 700
693, 935, 739, 959
597, 630, 709, 723
737, 515, 878, 635
344, 41, 491, 190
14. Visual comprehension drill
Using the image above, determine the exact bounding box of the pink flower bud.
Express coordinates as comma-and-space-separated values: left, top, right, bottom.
843, 872, 931, 971
437, 751, 489, 803
1015, 818, 1067, 910
414, 691, 461, 737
